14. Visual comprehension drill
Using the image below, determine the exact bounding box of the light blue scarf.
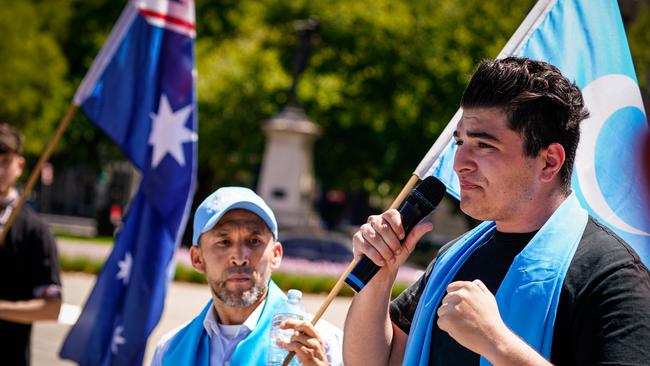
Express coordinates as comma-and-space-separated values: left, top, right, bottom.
163, 280, 286, 366
402, 193, 588, 365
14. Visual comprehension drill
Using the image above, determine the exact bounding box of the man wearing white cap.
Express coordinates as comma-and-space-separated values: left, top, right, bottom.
151, 187, 343, 366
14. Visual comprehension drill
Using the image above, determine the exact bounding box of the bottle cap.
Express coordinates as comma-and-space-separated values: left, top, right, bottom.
287, 289, 302, 302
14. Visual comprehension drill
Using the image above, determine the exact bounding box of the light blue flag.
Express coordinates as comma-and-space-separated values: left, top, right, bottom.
417, 0, 650, 263
59, 0, 197, 365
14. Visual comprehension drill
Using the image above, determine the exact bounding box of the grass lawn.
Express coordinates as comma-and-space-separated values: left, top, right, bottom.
55, 234, 114, 245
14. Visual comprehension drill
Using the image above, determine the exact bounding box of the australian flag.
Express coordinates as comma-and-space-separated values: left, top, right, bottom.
418, 0, 650, 264
59, 1, 197, 365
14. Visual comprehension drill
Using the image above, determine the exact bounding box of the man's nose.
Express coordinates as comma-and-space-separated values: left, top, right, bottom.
230, 243, 250, 266
453, 144, 476, 175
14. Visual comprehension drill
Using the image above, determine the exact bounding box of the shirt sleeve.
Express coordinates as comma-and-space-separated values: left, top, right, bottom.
553, 219, 650, 365
28, 218, 62, 298
150, 322, 188, 366
567, 254, 650, 363
389, 259, 434, 335
150, 342, 166, 366
313, 318, 344, 366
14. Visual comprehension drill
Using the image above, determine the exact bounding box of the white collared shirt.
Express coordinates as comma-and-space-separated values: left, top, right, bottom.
151, 301, 344, 366
203, 301, 263, 366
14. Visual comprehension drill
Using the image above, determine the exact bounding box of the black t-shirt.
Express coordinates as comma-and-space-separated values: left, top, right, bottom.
390, 217, 650, 365
0, 205, 62, 366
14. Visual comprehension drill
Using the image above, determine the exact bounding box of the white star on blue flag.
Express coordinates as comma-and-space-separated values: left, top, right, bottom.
148, 94, 196, 168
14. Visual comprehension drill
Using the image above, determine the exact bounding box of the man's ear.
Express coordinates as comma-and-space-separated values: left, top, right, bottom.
16, 156, 25, 174
271, 241, 282, 270
190, 246, 206, 273
540, 142, 565, 183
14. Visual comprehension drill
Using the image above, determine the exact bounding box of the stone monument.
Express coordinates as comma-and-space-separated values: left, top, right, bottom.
257, 18, 322, 230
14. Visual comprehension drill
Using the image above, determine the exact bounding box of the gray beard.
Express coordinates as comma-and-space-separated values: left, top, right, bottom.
211, 267, 267, 307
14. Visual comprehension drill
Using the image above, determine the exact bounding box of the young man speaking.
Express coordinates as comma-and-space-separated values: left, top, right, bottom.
343, 57, 650, 365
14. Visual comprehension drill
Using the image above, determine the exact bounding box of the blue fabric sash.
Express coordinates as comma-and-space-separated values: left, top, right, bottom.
163, 280, 287, 366
402, 193, 588, 365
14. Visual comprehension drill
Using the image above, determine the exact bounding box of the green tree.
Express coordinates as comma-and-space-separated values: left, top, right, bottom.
0, 1, 70, 156
3, 0, 649, 212
56, 0, 127, 168
194, 0, 536, 204
627, 0, 650, 93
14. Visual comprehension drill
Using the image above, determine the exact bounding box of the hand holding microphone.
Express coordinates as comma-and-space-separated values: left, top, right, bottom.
346, 177, 446, 292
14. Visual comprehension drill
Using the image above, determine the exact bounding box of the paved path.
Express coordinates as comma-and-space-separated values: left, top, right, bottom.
33, 272, 352, 365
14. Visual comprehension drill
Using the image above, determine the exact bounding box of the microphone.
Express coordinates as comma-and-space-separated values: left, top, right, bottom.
344, 176, 446, 292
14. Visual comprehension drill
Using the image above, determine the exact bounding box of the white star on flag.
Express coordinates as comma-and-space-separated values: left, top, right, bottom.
116, 252, 132, 285
111, 325, 126, 354
148, 94, 197, 168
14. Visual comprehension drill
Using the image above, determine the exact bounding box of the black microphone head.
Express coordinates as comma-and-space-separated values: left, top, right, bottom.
345, 176, 447, 293
414, 176, 446, 208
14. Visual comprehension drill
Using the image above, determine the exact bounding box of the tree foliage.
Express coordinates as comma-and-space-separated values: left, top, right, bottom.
2, 0, 649, 205
0, 1, 70, 155
628, 0, 650, 92
194, 0, 536, 200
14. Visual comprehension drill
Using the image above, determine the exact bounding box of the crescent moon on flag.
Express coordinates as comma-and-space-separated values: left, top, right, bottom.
575, 74, 649, 236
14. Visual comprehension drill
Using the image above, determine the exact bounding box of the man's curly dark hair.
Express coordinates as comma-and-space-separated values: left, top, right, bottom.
0, 123, 23, 155
460, 57, 590, 193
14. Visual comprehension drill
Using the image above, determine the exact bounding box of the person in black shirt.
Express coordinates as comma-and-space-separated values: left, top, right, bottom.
343, 57, 650, 365
0, 123, 62, 366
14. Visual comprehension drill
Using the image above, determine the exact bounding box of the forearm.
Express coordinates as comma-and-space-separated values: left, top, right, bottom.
483, 327, 552, 366
343, 269, 401, 366
0, 297, 62, 324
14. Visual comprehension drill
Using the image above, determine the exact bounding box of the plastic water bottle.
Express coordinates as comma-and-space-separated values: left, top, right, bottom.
268, 289, 305, 366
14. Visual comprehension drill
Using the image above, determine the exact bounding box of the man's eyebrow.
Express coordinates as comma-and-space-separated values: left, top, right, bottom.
213, 229, 229, 237
247, 227, 264, 235
454, 129, 501, 143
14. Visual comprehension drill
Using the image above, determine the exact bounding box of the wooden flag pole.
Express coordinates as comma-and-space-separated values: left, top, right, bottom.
0, 104, 79, 246
281, 174, 420, 365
